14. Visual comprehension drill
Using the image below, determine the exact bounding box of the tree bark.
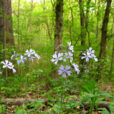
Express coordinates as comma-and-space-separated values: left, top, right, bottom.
0, 0, 14, 45
99, 0, 112, 59
3, 0, 8, 77
110, 40, 114, 75
79, 0, 86, 46
110, 18, 114, 76
0, 1, 4, 43
96, 0, 100, 39
0, 0, 14, 60
85, 0, 91, 47
0, 1, 4, 60
54, 0, 63, 51
6, 0, 14, 45
79, 0, 86, 73
42, 0, 52, 40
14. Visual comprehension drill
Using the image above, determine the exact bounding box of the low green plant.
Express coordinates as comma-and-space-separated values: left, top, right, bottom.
0, 105, 6, 113
80, 81, 111, 114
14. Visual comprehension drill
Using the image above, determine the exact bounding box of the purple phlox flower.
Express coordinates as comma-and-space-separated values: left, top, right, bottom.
67, 42, 74, 52
81, 52, 90, 62
17, 55, 27, 64
87, 47, 98, 61
34, 53, 40, 60
87, 47, 95, 55
29, 56, 35, 62
85, 68, 89, 73
24, 49, 35, 57
81, 47, 98, 62
94, 57, 98, 62
72, 63, 80, 74
1, 60, 16, 73
65, 52, 73, 63
51, 52, 63, 64
1, 60, 11, 68
58, 65, 72, 78
11, 51, 18, 60
24, 49, 40, 62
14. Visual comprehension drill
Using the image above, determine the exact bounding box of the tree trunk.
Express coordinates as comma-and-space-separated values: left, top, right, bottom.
96, 0, 100, 39
79, 0, 86, 73
110, 40, 114, 76
99, 0, 112, 59
3, 0, 7, 77
110, 18, 114, 76
6, 0, 14, 45
0, 0, 14, 60
0, 1, 4, 43
18, 0, 20, 49
42, 0, 52, 40
79, 0, 86, 46
0, 1, 4, 60
85, 0, 91, 47
54, 0, 63, 51
52, 0, 63, 78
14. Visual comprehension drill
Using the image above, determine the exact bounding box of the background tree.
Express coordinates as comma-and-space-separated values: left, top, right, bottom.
0, 0, 14, 60
99, 0, 112, 59
54, 0, 63, 51
0, 1, 4, 60
6, 0, 14, 45
79, 0, 86, 47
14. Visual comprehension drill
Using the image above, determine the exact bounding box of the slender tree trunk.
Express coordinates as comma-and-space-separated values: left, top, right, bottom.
79, 0, 86, 73
99, 0, 112, 59
85, 0, 91, 47
0, 1, 4, 60
52, 0, 63, 79
6, 0, 14, 45
42, 0, 52, 40
3, 0, 7, 77
18, 0, 20, 50
96, 0, 100, 39
110, 18, 114, 76
110, 40, 114, 76
0, 1, 4, 43
54, 0, 63, 51
69, 0, 74, 43
96, 0, 112, 81
79, 0, 86, 46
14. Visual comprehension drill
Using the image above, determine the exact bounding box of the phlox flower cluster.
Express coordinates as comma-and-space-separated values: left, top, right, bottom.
51, 42, 80, 78
81, 47, 98, 62
17, 55, 27, 64
51, 52, 63, 64
24, 49, 40, 62
1, 60, 16, 73
0, 49, 40, 75
11, 51, 19, 60
51, 43, 98, 77
67, 42, 74, 53
11, 49, 40, 65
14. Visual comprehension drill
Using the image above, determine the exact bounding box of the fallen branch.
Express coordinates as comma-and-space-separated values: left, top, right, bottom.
0, 98, 46, 106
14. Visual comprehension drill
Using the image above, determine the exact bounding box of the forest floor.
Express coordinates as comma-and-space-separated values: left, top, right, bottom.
0, 82, 114, 114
